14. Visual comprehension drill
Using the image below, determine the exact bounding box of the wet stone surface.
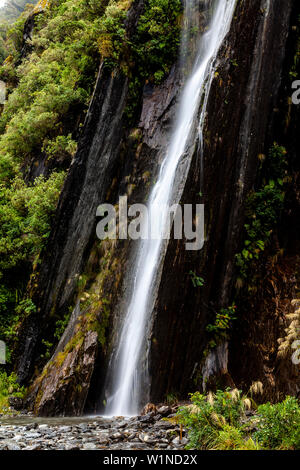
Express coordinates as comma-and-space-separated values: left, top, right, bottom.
0, 408, 188, 450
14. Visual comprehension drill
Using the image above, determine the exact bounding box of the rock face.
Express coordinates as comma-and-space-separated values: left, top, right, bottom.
16, 0, 299, 415
150, 0, 298, 401
29, 331, 98, 416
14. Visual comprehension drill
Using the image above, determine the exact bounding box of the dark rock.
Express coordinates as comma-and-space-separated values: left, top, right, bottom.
138, 412, 155, 424
8, 397, 24, 411
157, 405, 172, 416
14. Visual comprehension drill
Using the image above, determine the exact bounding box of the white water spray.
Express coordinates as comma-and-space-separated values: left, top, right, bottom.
104, 0, 236, 416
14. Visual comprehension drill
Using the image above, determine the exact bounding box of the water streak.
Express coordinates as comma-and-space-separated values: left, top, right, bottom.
104, 0, 236, 416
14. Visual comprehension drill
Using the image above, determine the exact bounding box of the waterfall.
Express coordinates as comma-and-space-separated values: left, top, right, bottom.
104, 0, 236, 416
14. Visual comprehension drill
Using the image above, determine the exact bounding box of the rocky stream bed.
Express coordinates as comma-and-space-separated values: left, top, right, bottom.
0, 406, 188, 451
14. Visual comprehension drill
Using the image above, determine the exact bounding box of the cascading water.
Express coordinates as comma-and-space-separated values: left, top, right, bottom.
104, 0, 236, 416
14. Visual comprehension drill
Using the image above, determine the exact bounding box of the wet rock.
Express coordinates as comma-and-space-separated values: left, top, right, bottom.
24, 444, 42, 450
138, 412, 155, 423
143, 434, 156, 444
59, 426, 72, 433
65, 443, 80, 450
157, 405, 171, 416
32, 331, 98, 417
82, 442, 98, 450
6, 443, 21, 450
97, 434, 109, 445
141, 403, 157, 415
154, 419, 174, 429
172, 436, 188, 446
8, 397, 24, 411
0, 415, 190, 450
110, 432, 123, 440
38, 424, 48, 430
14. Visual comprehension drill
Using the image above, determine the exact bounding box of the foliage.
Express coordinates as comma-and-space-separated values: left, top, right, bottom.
40, 339, 53, 360
97, 0, 131, 62
0, 0, 182, 362
177, 389, 253, 450
132, 0, 182, 82
95, 0, 182, 120
236, 143, 287, 279
189, 270, 204, 288
212, 424, 260, 450
254, 397, 300, 450
0, 0, 102, 181
0, 172, 64, 343
0, 370, 26, 413
53, 308, 72, 341
206, 304, 237, 337
166, 392, 178, 406
96, 0, 182, 82
178, 390, 300, 450
42, 134, 77, 161
0, 171, 65, 276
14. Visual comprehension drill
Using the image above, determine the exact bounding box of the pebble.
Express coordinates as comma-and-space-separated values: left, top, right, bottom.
0, 413, 188, 450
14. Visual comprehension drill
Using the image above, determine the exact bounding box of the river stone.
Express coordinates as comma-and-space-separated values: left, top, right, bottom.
82, 442, 98, 450
172, 436, 188, 446
157, 406, 171, 416
38, 424, 49, 430
111, 432, 123, 440
25, 432, 41, 439
59, 426, 72, 433
65, 443, 80, 450
7, 443, 21, 450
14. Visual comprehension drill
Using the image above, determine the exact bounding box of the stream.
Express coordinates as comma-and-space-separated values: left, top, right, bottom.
0, 407, 187, 450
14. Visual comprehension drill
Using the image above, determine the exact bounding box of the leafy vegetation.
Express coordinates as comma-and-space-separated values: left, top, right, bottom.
177, 390, 300, 450
254, 397, 300, 450
0, 0, 104, 356
0, 370, 26, 412
177, 389, 256, 450
206, 303, 237, 339
189, 270, 204, 287
0, 172, 64, 347
236, 143, 287, 280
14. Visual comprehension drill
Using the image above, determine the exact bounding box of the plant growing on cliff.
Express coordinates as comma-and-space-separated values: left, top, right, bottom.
0, 171, 64, 344
189, 270, 204, 287
235, 143, 287, 280
206, 304, 237, 338
133, 0, 182, 82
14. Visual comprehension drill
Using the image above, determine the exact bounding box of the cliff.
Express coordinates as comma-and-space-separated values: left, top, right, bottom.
9, 0, 300, 415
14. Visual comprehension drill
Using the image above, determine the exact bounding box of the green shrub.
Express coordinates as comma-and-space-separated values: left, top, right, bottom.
254, 397, 300, 450
177, 389, 249, 450
133, 0, 182, 83
212, 424, 260, 450
0, 171, 65, 276
0, 172, 64, 343
0, 370, 26, 412
178, 391, 300, 450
